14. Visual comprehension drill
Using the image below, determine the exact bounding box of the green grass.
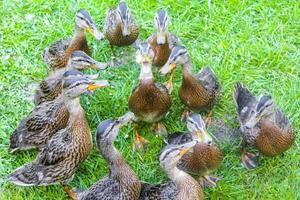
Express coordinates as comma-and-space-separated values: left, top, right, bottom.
0, 0, 299, 199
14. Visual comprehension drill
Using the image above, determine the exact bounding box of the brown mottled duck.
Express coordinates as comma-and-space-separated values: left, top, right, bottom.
8, 75, 109, 199
103, 1, 139, 56
75, 112, 141, 200
9, 69, 94, 153
43, 9, 103, 70
233, 82, 295, 169
166, 113, 222, 187
160, 45, 221, 122
35, 50, 108, 105
140, 140, 204, 200
128, 42, 171, 152
147, 9, 181, 92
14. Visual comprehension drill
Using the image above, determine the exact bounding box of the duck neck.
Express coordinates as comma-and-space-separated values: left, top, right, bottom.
64, 97, 83, 121
100, 140, 134, 180
139, 63, 154, 84
64, 26, 87, 58
182, 58, 193, 79
166, 166, 201, 198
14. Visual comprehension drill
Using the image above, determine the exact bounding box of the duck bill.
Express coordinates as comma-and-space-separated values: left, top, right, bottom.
160, 62, 176, 75
179, 140, 197, 157
87, 80, 109, 90
87, 25, 104, 40
118, 112, 135, 125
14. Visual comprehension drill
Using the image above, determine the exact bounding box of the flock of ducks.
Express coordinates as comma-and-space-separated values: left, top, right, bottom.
7, 1, 296, 200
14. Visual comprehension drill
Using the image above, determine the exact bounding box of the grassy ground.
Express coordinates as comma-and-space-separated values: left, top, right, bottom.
1, 0, 299, 199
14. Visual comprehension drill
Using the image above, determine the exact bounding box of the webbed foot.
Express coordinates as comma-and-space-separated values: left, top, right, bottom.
204, 111, 213, 127
133, 134, 149, 152
63, 185, 78, 200
241, 148, 259, 169
151, 122, 168, 136
199, 176, 221, 187
180, 108, 191, 122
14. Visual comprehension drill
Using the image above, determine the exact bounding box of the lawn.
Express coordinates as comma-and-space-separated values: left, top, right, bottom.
0, 0, 299, 199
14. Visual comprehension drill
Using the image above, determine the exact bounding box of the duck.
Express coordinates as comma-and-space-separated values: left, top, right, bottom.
35, 50, 108, 105
140, 140, 204, 200
166, 113, 222, 187
9, 69, 95, 153
103, 1, 139, 56
147, 9, 181, 67
75, 112, 141, 200
160, 45, 221, 122
128, 42, 171, 151
233, 82, 295, 169
147, 9, 181, 92
43, 9, 103, 70
8, 74, 109, 199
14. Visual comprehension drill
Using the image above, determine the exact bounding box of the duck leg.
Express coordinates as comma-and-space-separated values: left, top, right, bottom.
151, 122, 168, 136
241, 147, 259, 169
163, 68, 176, 94
133, 123, 149, 152
204, 111, 213, 127
181, 107, 191, 122
199, 175, 221, 187
63, 185, 78, 200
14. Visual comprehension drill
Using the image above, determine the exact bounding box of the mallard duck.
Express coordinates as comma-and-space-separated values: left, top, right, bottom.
147, 9, 181, 92
43, 9, 103, 70
233, 82, 295, 169
35, 50, 107, 105
147, 9, 180, 67
160, 45, 221, 121
140, 140, 204, 200
166, 113, 222, 187
8, 75, 109, 199
103, 1, 139, 55
75, 112, 141, 200
128, 42, 171, 151
9, 69, 94, 153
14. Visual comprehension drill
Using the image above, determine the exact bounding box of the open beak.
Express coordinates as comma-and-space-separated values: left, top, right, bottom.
90, 61, 108, 70
87, 25, 104, 40
87, 80, 109, 90
160, 62, 176, 75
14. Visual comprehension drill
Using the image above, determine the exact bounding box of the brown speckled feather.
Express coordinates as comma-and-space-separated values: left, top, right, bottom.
167, 132, 222, 176
147, 33, 180, 67
34, 78, 63, 105
8, 109, 92, 185
178, 143, 222, 176
43, 33, 90, 70
128, 80, 171, 123
179, 67, 220, 111
255, 118, 295, 156
104, 8, 139, 46
9, 97, 69, 152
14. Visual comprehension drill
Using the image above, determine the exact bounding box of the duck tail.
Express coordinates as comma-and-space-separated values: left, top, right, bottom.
9, 124, 26, 153
7, 162, 43, 186
233, 82, 254, 112
9, 121, 36, 153
199, 67, 221, 93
